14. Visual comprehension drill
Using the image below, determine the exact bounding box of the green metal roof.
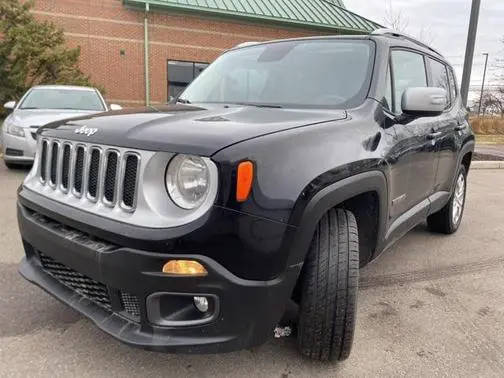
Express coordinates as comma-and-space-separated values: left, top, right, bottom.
124, 0, 381, 33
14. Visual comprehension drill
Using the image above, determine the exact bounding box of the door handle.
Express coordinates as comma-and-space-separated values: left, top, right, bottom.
455, 124, 466, 131
427, 131, 442, 139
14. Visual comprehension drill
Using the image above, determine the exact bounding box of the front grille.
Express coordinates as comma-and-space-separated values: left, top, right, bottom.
37, 138, 140, 211
5, 148, 23, 156
38, 252, 112, 310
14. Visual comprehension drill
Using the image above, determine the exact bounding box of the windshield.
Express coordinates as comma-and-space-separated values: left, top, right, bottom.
19, 88, 105, 111
180, 39, 374, 108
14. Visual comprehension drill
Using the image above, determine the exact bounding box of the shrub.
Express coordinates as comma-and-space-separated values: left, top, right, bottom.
470, 117, 504, 135
0, 0, 103, 114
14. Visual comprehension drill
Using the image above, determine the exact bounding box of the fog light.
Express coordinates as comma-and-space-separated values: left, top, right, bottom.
162, 260, 207, 275
193, 296, 209, 313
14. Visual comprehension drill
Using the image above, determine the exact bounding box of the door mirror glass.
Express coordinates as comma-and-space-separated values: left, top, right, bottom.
402, 87, 447, 118
4, 101, 16, 110
109, 104, 122, 111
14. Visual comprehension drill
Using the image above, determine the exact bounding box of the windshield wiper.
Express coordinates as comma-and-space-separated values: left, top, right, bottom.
176, 98, 191, 104
20, 107, 39, 110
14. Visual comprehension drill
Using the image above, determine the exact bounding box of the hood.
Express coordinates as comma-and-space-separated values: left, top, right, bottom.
39, 104, 347, 156
8, 109, 100, 128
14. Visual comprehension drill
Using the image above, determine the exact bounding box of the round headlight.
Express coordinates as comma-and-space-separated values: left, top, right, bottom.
165, 154, 210, 209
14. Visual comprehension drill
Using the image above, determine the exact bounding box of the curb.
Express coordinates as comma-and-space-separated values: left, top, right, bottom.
471, 161, 504, 170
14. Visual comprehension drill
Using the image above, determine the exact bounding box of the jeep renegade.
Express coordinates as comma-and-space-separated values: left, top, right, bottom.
17, 30, 474, 361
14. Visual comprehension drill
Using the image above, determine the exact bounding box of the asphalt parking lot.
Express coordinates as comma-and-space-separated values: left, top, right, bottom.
1, 164, 504, 377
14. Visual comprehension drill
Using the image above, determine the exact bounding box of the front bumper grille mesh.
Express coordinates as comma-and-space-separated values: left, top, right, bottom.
120, 292, 141, 318
37, 250, 141, 320
38, 252, 112, 310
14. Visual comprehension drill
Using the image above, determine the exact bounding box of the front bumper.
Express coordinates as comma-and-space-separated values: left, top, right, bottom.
2, 131, 36, 163
17, 202, 300, 353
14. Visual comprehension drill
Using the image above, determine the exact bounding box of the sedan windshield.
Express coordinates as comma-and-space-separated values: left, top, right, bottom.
180, 39, 374, 108
19, 88, 105, 111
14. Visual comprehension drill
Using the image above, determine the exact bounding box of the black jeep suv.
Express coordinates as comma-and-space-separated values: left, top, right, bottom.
18, 30, 474, 361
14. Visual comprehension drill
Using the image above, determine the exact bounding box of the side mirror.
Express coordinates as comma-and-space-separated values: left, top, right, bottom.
168, 96, 175, 104
4, 101, 16, 111
109, 104, 122, 111
402, 87, 447, 118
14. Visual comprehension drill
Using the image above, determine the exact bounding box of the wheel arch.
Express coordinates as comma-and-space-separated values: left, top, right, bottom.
285, 170, 388, 269
451, 140, 475, 192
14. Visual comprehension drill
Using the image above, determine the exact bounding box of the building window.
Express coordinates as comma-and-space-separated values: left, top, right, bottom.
167, 60, 209, 100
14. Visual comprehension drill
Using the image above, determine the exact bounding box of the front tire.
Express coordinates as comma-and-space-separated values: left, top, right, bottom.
427, 165, 467, 234
297, 208, 359, 362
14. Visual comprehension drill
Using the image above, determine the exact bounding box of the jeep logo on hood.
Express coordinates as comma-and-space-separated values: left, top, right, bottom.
74, 126, 98, 137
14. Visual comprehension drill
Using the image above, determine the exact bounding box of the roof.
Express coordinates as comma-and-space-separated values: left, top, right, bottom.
123, 0, 381, 33
371, 28, 444, 58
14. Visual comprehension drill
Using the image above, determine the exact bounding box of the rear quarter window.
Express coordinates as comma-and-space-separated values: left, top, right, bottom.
428, 58, 451, 109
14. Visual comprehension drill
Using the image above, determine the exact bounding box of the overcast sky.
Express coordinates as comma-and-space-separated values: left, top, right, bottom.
347, 0, 504, 97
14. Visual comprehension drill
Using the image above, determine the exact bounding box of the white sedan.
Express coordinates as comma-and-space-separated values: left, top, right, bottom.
1, 85, 121, 169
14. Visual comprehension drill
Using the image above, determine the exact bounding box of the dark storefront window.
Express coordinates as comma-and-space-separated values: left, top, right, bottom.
167, 60, 209, 100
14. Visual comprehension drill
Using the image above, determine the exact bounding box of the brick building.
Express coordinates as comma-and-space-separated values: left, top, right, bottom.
31, 0, 379, 107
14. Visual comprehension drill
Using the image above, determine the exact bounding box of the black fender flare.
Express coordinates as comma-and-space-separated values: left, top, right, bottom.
285, 170, 388, 268
451, 139, 475, 191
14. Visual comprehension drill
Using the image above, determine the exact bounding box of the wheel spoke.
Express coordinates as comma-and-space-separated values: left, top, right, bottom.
452, 173, 465, 225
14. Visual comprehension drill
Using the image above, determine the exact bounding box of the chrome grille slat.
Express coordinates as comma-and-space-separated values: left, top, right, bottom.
37, 138, 140, 212
82, 145, 91, 200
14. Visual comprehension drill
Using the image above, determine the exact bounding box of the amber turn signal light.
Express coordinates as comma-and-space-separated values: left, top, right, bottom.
162, 260, 208, 275
236, 161, 254, 202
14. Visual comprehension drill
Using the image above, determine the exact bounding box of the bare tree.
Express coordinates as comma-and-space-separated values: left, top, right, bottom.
382, 1, 437, 45
384, 0, 409, 32
418, 25, 435, 46
474, 91, 504, 117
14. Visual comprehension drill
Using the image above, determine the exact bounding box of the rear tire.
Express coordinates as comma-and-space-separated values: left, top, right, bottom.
427, 165, 467, 234
297, 208, 359, 362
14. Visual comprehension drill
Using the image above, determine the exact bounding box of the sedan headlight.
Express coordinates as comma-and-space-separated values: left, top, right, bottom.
5, 121, 25, 137
165, 154, 210, 209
